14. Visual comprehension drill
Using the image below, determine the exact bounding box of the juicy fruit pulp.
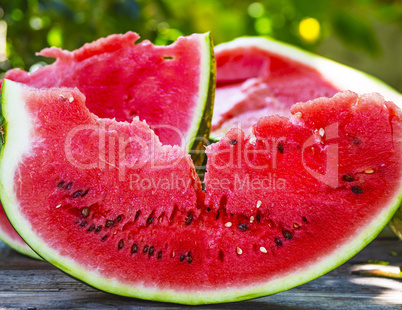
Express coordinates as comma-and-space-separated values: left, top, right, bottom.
1, 80, 401, 304
0, 31, 215, 258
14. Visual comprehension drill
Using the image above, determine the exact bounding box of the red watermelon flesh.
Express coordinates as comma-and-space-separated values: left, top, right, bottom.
1, 80, 401, 304
213, 45, 339, 136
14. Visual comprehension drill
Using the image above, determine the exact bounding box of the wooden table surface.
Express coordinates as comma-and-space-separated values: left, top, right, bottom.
0, 237, 401, 310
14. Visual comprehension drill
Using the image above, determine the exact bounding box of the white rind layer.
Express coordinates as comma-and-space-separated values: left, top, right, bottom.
1, 79, 402, 304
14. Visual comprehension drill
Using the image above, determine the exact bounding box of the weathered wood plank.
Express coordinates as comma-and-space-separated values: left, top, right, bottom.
0, 238, 401, 309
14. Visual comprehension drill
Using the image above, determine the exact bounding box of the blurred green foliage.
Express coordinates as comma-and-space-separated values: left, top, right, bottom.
0, 0, 401, 85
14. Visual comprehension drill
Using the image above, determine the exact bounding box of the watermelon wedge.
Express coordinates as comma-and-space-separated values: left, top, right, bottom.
0, 80, 401, 304
0, 32, 215, 258
212, 37, 402, 138
212, 36, 402, 240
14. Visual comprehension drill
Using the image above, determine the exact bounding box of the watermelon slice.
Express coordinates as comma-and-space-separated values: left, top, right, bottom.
212, 37, 402, 138
0, 32, 215, 258
1, 80, 401, 304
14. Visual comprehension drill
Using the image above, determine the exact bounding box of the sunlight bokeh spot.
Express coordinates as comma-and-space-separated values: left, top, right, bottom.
299, 17, 320, 43
248, 2, 264, 18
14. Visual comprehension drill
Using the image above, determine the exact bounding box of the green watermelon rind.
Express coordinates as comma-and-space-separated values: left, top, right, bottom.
187, 32, 216, 168
0, 83, 42, 260
186, 32, 215, 150
1, 79, 402, 304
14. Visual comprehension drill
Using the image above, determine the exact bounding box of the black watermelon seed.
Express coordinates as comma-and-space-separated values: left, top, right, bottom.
81, 189, 89, 197
343, 175, 354, 182
57, 181, 64, 188
101, 235, 107, 242
180, 253, 185, 262
131, 244, 138, 254
149, 246, 155, 256
282, 230, 293, 239
352, 186, 363, 194
185, 214, 193, 225
95, 225, 102, 232
79, 221, 86, 227
215, 210, 220, 220
187, 253, 193, 264
105, 220, 114, 228
256, 213, 261, 223
302, 217, 308, 223
72, 190, 82, 198
278, 143, 284, 154
238, 224, 248, 231
118, 239, 124, 249
65, 182, 73, 190
229, 139, 237, 145
275, 238, 283, 246
158, 251, 162, 259
146, 216, 154, 225
218, 250, 224, 262
88, 224, 95, 232
116, 215, 122, 222
206, 207, 211, 212
352, 138, 361, 145
135, 210, 140, 221
81, 207, 90, 218
143, 245, 149, 253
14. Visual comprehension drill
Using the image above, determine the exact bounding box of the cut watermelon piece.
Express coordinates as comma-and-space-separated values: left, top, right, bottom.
212, 37, 402, 138
1, 80, 401, 304
0, 32, 215, 258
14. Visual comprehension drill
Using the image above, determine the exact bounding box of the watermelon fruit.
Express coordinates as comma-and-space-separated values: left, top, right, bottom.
0, 79, 401, 304
212, 37, 402, 138
212, 36, 402, 239
0, 32, 215, 258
